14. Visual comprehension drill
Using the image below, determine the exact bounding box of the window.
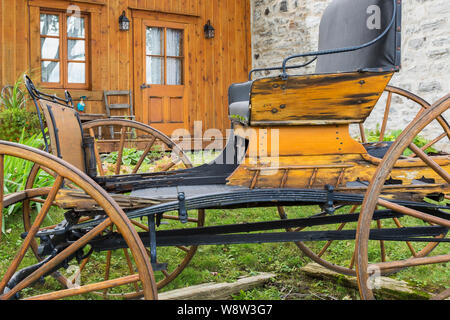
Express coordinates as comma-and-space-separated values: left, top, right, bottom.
40, 11, 89, 88
146, 27, 184, 85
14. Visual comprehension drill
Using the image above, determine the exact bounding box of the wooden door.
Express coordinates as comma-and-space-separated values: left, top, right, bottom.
135, 20, 187, 135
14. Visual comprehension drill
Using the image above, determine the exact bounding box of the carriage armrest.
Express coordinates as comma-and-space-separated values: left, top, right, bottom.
228, 81, 253, 125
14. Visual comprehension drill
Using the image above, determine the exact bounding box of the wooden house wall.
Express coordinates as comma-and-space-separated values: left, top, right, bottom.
0, 0, 252, 137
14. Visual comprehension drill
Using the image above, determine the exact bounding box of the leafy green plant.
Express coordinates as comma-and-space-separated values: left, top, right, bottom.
103, 145, 163, 167
2, 130, 53, 234
0, 76, 27, 111
365, 124, 438, 156
230, 114, 248, 123
0, 75, 41, 142
0, 108, 41, 142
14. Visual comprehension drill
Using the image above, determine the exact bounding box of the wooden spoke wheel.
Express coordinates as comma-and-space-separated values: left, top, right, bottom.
276, 204, 442, 277
0, 141, 157, 300
23, 119, 204, 297
82, 120, 205, 295
83, 119, 193, 176
357, 85, 450, 149
89, 209, 205, 299
356, 95, 450, 300
277, 86, 450, 276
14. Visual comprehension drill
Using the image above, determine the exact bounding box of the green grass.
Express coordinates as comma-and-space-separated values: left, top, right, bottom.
0, 199, 448, 299
0, 139, 447, 300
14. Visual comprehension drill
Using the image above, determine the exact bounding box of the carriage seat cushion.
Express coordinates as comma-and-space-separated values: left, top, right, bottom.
228, 81, 253, 125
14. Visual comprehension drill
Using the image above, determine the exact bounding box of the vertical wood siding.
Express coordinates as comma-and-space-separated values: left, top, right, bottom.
0, 0, 251, 136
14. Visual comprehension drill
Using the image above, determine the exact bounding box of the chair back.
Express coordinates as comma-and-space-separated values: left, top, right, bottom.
315, 0, 401, 74
24, 76, 95, 175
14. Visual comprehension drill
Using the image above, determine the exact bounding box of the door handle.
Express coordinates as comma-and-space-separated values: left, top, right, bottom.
140, 84, 151, 89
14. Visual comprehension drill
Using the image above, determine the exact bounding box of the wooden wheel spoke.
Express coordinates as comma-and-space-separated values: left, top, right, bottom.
379, 91, 392, 142
411, 133, 447, 157
161, 156, 181, 172
130, 219, 149, 232
176, 246, 190, 253
162, 214, 198, 223
408, 143, 450, 183
115, 126, 127, 175
378, 198, 450, 228
359, 123, 367, 143
132, 136, 157, 174
371, 254, 450, 272
89, 128, 105, 176
392, 218, 417, 257
24, 274, 141, 300
348, 250, 356, 270
1, 218, 112, 300
72, 256, 91, 285
123, 249, 139, 292
316, 206, 358, 258
376, 220, 386, 262
102, 225, 115, 296
102, 250, 113, 296
317, 223, 347, 258
431, 288, 450, 301
161, 269, 170, 278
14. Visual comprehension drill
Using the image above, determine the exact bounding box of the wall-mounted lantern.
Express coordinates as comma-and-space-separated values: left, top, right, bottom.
204, 20, 215, 39
119, 11, 130, 31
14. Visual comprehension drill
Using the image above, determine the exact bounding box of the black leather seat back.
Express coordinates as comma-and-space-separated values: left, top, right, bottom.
315, 0, 401, 74
228, 81, 253, 105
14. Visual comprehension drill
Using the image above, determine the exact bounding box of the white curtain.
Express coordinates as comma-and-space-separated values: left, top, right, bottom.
166, 29, 182, 85
146, 27, 163, 84
145, 27, 183, 85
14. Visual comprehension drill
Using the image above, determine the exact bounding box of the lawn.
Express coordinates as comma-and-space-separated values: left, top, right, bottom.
1, 201, 448, 300
0, 148, 448, 300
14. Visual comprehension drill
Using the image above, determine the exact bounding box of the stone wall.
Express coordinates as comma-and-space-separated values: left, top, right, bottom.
250, 0, 449, 141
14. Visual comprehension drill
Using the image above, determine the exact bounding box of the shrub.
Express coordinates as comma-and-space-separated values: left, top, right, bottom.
366, 125, 438, 156
0, 77, 27, 110
2, 130, 52, 234
0, 75, 42, 142
0, 108, 41, 142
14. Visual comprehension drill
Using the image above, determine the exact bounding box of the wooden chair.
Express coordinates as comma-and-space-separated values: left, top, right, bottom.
103, 90, 135, 138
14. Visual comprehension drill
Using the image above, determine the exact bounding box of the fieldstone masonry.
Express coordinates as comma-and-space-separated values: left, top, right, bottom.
250, 0, 449, 142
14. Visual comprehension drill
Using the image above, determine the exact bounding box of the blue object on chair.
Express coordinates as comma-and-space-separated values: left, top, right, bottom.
77, 96, 87, 113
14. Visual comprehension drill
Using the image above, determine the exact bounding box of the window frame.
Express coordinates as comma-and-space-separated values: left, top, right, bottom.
39, 9, 90, 90
145, 24, 185, 86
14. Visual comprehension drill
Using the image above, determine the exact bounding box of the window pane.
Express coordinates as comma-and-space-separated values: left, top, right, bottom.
41, 38, 60, 60
68, 40, 85, 61
67, 16, 85, 38
68, 63, 86, 83
146, 27, 163, 55
42, 61, 60, 82
146, 56, 163, 84
40, 14, 59, 36
167, 29, 182, 56
167, 58, 182, 85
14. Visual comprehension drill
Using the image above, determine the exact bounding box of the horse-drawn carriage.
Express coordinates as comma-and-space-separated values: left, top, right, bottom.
0, 0, 448, 300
